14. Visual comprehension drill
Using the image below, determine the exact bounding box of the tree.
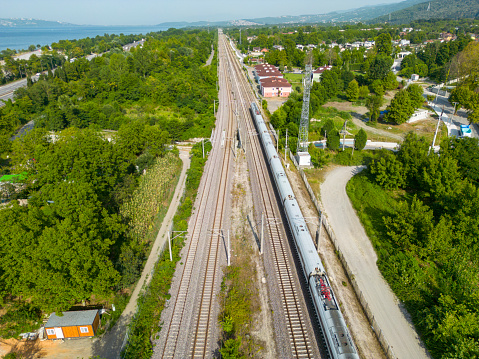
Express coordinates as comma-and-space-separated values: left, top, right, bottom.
354, 128, 367, 150
370, 152, 406, 190
383, 71, 399, 91
358, 85, 369, 99
345, 79, 359, 101
441, 137, 479, 184
375, 33, 393, 57
384, 90, 414, 125
366, 94, 383, 122
397, 132, 429, 188
449, 86, 475, 113
368, 55, 394, 81
406, 84, 424, 109
327, 129, 340, 151
369, 79, 385, 96
452, 42, 479, 87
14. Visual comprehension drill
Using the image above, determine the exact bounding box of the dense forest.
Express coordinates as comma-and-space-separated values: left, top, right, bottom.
0, 28, 217, 334
348, 133, 479, 358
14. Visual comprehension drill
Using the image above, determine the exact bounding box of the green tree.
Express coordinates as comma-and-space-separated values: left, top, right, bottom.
358, 85, 369, 99
383, 195, 434, 249
383, 71, 399, 91
345, 79, 359, 101
327, 129, 340, 151
368, 55, 394, 81
384, 90, 414, 125
366, 94, 383, 122
354, 128, 367, 150
397, 132, 429, 188
406, 84, 425, 109
449, 86, 473, 113
370, 152, 406, 190
375, 33, 393, 57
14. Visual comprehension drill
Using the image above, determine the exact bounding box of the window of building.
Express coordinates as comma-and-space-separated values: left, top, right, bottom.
79, 327, 89, 333
46, 329, 55, 336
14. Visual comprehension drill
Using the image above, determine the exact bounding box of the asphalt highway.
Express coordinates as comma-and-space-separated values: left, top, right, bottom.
0, 74, 41, 107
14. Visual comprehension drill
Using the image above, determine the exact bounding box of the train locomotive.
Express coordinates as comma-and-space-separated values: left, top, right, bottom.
250, 102, 359, 359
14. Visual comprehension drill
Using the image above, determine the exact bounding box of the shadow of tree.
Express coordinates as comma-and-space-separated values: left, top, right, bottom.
1, 338, 46, 359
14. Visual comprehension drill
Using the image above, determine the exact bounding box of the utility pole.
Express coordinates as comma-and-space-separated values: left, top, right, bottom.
452, 102, 458, 124
260, 211, 264, 255
227, 229, 231, 266
315, 213, 323, 249
202, 138, 204, 159
276, 129, 280, 154
430, 107, 444, 155
168, 231, 172, 261
285, 128, 289, 161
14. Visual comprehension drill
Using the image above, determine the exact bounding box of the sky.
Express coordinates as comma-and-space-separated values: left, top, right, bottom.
3, 0, 406, 25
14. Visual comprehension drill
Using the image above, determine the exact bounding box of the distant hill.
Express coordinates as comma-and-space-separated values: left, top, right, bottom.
373, 0, 479, 24
0, 18, 77, 27
156, 0, 429, 28
242, 0, 428, 25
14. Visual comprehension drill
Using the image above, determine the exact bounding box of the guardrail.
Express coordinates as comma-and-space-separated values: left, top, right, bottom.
288, 151, 397, 359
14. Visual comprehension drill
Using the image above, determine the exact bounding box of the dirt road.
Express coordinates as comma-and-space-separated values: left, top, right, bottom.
320, 166, 430, 359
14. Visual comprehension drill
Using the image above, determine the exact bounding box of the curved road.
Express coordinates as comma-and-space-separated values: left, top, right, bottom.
320, 166, 430, 359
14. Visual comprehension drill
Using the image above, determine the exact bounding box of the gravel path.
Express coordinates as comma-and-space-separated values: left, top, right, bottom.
320, 166, 430, 359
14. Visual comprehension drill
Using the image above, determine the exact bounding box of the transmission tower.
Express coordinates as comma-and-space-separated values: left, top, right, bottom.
297, 56, 313, 153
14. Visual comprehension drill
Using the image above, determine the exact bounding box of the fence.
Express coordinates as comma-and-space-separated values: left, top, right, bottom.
288, 151, 397, 359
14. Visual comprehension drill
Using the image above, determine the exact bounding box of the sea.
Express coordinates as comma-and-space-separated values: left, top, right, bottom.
0, 25, 171, 52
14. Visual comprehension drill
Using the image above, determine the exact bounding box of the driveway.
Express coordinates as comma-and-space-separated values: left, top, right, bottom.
321, 166, 430, 359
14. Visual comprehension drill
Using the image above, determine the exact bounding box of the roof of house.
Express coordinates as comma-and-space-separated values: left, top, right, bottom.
313, 66, 332, 74
254, 64, 282, 78
260, 77, 291, 88
45, 310, 98, 328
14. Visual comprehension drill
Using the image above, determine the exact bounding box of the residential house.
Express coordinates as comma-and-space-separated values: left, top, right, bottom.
311, 66, 332, 82
259, 77, 292, 97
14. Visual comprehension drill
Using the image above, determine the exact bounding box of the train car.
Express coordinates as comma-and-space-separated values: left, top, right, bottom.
250, 102, 359, 359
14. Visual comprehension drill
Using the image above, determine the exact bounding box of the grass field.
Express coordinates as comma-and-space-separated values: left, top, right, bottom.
284, 73, 304, 90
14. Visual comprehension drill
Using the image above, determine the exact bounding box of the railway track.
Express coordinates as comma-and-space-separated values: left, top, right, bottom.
220, 33, 319, 359
155, 34, 235, 359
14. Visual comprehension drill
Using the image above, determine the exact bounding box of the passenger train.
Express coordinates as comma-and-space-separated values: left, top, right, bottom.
250, 102, 359, 359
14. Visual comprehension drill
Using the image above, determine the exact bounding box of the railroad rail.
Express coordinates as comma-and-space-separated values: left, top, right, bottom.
154, 33, 235, 359
219, 32, 319, 359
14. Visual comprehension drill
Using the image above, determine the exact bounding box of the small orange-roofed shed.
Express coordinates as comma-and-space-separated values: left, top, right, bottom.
44, 310, 100, 339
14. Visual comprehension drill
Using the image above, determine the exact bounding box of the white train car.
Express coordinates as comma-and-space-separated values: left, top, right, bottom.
250, 102, 359, 359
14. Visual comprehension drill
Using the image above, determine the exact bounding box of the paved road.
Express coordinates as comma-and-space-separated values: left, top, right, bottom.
91, 148, 191, 359
424, 87, 479, 138
321, 166, 430, 359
